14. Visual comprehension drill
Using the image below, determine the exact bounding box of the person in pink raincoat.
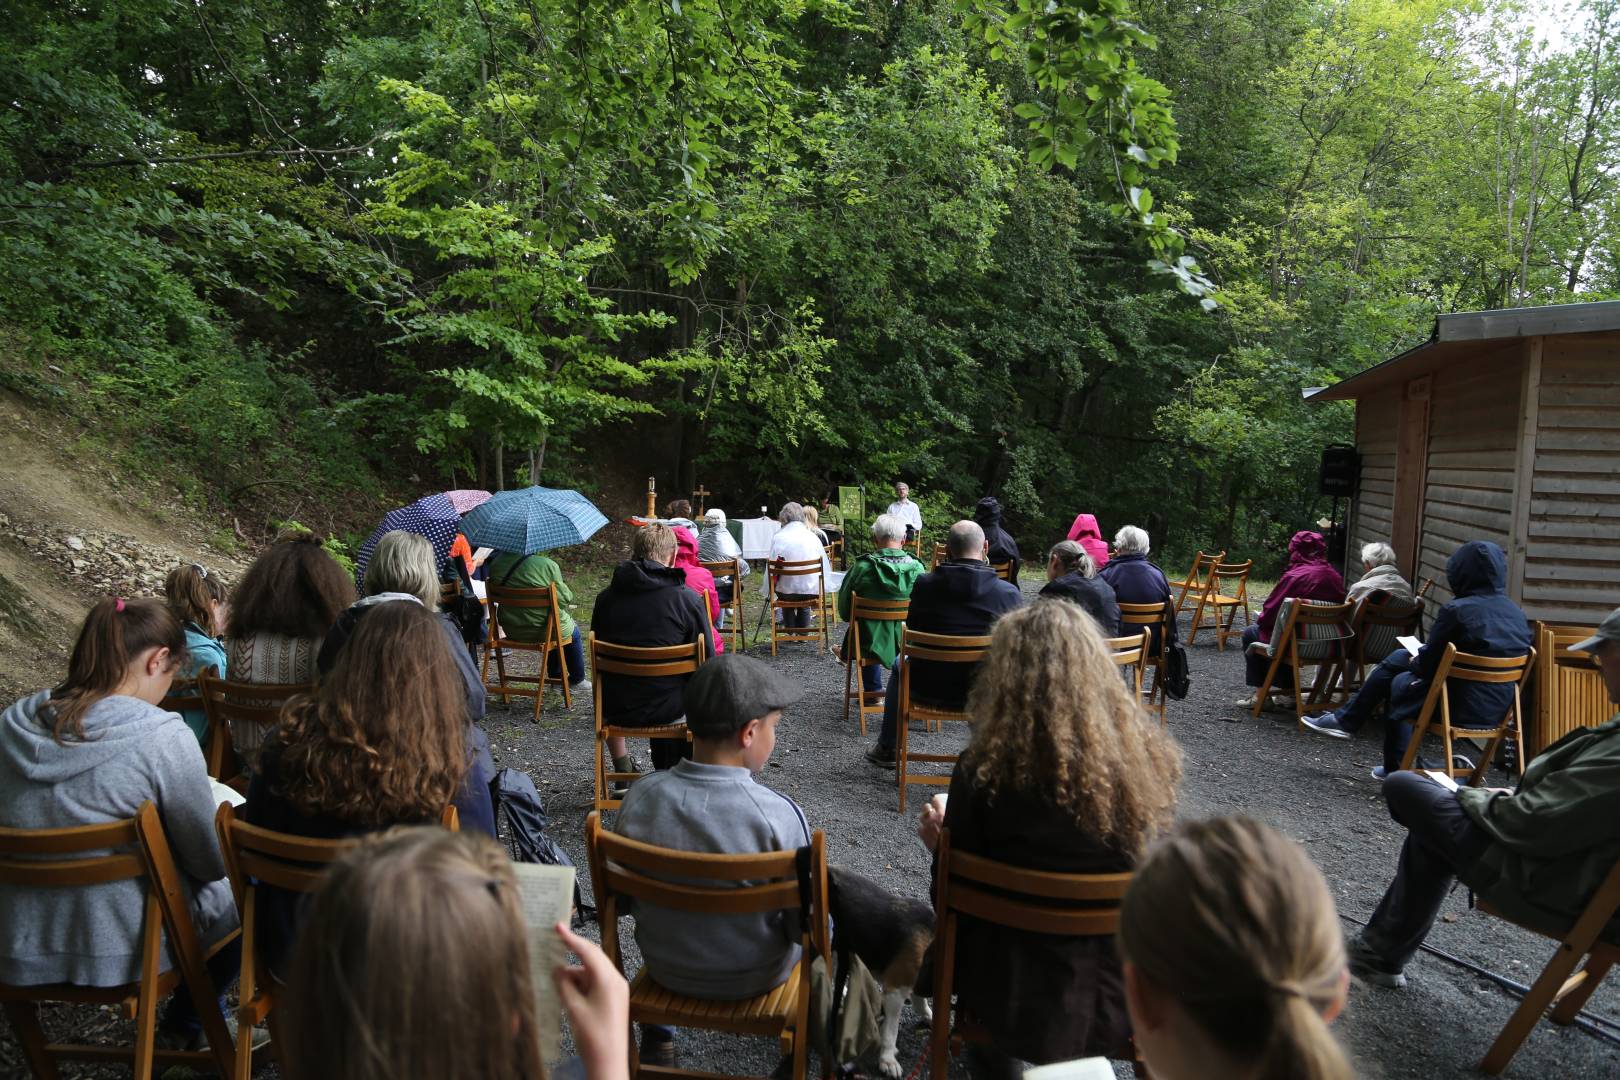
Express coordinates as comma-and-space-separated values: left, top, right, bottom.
1239, 530, 1347, 704
672, 527, 725, 654
1066, 513, 1110, 570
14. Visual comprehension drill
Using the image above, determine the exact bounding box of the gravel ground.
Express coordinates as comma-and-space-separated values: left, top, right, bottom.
6, 578, 1619, 1079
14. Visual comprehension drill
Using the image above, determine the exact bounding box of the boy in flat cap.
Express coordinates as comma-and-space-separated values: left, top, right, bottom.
614, 653, 810, 1067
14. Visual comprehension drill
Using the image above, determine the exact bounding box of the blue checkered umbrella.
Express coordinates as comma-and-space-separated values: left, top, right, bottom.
355, 493, 461, 588
459, 486, 609, 555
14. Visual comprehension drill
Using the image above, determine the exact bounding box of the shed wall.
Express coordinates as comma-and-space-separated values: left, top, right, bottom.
1524, 333, 1620, 623
1350, 386, 1400, 568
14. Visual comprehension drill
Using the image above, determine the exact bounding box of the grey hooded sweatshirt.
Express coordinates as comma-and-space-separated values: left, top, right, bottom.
0, 691, 237, 986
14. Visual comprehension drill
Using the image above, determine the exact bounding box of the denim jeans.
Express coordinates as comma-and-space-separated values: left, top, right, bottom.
160, 936, 241, 1035
1363, 771, 1492, 969
861, 663, 884, 694
545, 626, 588, 686
1328, 648, 1436, 770
876, 658, 906, 749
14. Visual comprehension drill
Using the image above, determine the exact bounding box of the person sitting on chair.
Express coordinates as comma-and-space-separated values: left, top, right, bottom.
697, 508, 750, 627
592, 524, 716, 777
672, 527, 725, 654
837, 514, 925, 701
1346, 541, 1415, 605
1039, 541, 1121, 635
1238, 531, 1346, 711
1301, 541, 1531, 779
766, 502, 828, 632
662, 499, 698, 532
1099, 525, 1179, 654
1346, 607, 1620, 990
865, 520, 1023, 768
483, 545, 592, 693
818, 493, 845, 550
973, 496, 1022, 584
887, 482, 923, 543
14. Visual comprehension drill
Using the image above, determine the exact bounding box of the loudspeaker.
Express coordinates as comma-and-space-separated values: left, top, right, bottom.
1319, 444, 1359, 497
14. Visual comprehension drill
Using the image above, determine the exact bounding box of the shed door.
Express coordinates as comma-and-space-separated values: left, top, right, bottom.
1391, 375, 1431, 580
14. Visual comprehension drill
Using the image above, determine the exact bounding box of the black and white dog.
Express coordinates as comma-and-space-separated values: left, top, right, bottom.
827, 867, 936, 1078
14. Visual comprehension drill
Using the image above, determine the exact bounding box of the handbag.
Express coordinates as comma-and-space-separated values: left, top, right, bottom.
1159, 599, 1191, 701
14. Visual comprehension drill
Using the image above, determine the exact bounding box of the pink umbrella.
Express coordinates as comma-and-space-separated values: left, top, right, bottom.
444, 488, 493, 515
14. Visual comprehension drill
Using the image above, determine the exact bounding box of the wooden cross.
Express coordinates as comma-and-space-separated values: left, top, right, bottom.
692, 484, 712, 514
645, 476, 657, 519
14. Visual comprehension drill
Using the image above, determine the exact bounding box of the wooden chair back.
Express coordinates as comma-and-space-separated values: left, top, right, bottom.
589, 633, 704, 811
843, 595, 909, 736
197, 668, 313, 784
1173, 549, 1225, 612
930, 543, 948, 571
1105, 632, 1148, 701
768, 557, 829, 656
1117, 602, 1171, 723
1249, 599, 1355, 723
897, 628, 993, 813
1399, 643, 1537, 784
1531, 622, 1611, 757
0, 803, 238, 1078
1477, 857, 1620, 1074
700, 557, 746, 653
928, 828, 1135, 1080
1188, 558, 1252, 650
585, 813, 829, 1080
483, 582, 573, 718
158, 668, 210, 718
989, 561, 1013, 581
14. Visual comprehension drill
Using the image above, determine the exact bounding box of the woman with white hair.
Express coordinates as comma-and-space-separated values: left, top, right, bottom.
1099, 525, 1179, 652
698, 509, 749, 627
1346, 542, 1414, 604
767, 502, 828, 630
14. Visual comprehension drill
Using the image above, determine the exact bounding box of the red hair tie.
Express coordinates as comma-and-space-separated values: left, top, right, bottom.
114, 597, 126, 612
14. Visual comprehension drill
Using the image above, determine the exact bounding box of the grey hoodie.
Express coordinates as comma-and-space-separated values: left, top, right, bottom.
0, 691, 237, 986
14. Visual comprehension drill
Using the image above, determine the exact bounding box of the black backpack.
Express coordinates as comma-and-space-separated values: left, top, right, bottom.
491, 766, 593, 921
1159, 600, 1191, 701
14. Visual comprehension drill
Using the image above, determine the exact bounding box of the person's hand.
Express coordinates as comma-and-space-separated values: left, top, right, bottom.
916, 793, 947, 852
553, 921, 630, 1080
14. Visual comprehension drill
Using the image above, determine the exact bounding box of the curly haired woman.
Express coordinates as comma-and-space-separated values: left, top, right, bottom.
916, 599, 1183, 1078
244, 600, 474, 980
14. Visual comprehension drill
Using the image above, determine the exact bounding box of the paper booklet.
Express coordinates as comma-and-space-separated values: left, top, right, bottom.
1023, 1058, 1116, 1080
473, 546, 494, 564
209, 779, 246, 808
1397, 634, 1424, 657
1423, 770, 1461, 792
512, 862, 577, 1063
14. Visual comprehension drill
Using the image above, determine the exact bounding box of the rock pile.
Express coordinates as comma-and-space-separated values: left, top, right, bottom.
0, 512, 244, 599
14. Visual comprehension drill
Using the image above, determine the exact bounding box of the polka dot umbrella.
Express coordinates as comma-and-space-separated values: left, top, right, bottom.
444, 488, 493, 515
354, 493, 461, 589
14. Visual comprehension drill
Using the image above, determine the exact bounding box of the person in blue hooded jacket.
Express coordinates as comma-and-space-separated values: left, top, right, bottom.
1302, 540, 1531, 778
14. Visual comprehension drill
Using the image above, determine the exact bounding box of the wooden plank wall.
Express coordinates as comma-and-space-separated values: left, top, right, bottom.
1416, 347, 1523, 606
1351, 386, 1400, 566
1523, 333, 1620, 623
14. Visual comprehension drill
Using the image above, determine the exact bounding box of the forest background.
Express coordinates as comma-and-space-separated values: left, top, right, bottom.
4, 0, 1618, 572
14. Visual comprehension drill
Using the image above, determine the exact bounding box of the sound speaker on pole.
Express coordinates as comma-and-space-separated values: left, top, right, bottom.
1319, 444, 1359, 497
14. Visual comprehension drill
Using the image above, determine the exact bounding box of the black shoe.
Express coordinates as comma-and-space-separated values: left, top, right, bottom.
1347, 933, 1406, 988
639, 1034, 677, 1068
866, 745, 896, 769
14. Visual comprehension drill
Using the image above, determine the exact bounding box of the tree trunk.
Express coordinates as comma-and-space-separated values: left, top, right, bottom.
494, 432, 505, 492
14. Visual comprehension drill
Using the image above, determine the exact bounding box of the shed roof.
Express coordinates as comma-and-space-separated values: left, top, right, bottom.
1305, 299, 1620, 402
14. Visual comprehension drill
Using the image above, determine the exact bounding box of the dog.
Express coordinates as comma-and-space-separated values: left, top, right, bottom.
827, 866, 935, 1078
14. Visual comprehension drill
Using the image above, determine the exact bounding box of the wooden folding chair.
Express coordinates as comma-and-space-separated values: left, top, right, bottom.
928, 828, 1146, 1079
198, 669, 314, 786
909, 531, 925, 559
590, 633, 704, 811
1476, 858, 1620, 1074
1117, 603, 1170, 723
896, 628, 992, 814
483, 582, 572, 719
0, 802, 239, 1080
1172, 549, 1225, 613
700, 557, 747, 653
1106, 632, 1148, 701
1338, 595, 1423, 697
930, 543, 948, 571
989, 561, 1013, 581
842, 595, 908, 736
1398, 643, 1536, 784
158, 670, 208, 719
1532, 622, 1612, 756
768, 558, 829, 657
585, 813, 830, 1080
1246, 599, 1355, 724
1187, 559, 1252, 650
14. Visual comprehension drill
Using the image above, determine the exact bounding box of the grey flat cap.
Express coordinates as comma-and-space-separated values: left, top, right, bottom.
683, 653, 805, 737
1571, 607, 1620, 654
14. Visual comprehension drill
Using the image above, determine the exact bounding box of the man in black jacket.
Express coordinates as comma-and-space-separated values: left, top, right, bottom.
592, 523, 716, 772
866, 520, 1024, 767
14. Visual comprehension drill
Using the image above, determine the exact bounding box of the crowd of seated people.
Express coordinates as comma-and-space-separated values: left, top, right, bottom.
13, 486, 1620, 1080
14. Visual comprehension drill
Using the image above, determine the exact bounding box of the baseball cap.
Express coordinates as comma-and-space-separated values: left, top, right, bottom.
683, 653, 805, 738
1570, 607, 1620, 654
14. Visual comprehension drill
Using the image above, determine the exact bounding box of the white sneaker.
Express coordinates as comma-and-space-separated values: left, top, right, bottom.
572, 679, 593, 693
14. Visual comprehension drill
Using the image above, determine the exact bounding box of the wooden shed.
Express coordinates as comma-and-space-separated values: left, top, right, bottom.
1306, 300, 1620, 624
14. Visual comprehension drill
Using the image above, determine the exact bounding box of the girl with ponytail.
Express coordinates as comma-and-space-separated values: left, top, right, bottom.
163, 562, 230, 744
0, 598, 240, 1045
1117, 817, 1353, 1080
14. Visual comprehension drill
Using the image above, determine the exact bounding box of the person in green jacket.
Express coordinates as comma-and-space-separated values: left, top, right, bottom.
1348, 605, 1620, 988
836, 514, 923, 698
485, 551, 590, 691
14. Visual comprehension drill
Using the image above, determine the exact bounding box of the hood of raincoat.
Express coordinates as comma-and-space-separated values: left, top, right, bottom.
1447, 540, 1508, 598
1068, 514, 1103, 542
672, 526, 703, 570
1287, 530, 1328, 567
974, 497, 1005, 528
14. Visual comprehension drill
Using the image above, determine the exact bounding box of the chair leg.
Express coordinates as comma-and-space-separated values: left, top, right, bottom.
494, 642, 511, 704
3, 1001, 61, 1080
897, 713, 909, 815
1481, 941, 1593, 1074
1253, 649, 1283, 720
1188, 593, 1209, 645
1551, 954, 1613, 1024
